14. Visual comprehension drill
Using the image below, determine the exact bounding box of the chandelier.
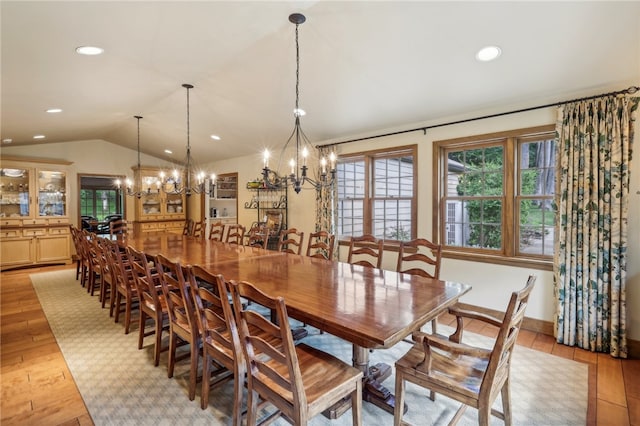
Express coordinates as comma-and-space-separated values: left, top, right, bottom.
261, 13, 336, 194
159, 83, 216, 196
116, 115, 161, 198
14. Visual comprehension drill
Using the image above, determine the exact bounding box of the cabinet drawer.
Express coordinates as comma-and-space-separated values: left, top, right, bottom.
0, 219, 22, 227
49, 227, 70, 235
47, 217, 69, 225
1, 229, 21, 238
23, 228, 47, 237
22, 218, 47, 226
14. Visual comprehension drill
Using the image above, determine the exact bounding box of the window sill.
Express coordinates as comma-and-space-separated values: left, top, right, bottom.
441, 250, 553, 271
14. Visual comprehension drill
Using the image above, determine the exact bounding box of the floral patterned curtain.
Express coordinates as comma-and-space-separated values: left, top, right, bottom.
554, 96, 638, 357
315, 145, 338, 259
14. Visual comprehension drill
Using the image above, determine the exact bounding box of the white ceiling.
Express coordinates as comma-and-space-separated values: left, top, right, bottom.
2, 1, 639, 165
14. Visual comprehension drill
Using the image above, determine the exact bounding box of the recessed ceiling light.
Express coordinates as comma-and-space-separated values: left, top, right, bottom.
164, 149, 173, 154
46, 108, 63, 113
75, 46, 104, 56
33, 135, 46, 139
476, 46, 502, 62
210, 134, 221, 141
2, 138, 12, 144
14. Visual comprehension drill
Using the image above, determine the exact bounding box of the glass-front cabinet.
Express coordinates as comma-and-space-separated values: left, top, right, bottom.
132, 166, 186, 234
38, 170, 67, 217
0, 157, 71, 270
0, 166, 30, 218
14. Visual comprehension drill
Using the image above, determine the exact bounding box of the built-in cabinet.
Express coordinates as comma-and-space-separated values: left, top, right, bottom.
0, 158, 72, 270
205, 173, 238, 228
131, 166, 186, 234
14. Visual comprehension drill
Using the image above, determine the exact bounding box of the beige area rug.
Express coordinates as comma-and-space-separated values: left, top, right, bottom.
31, 269, 588, 425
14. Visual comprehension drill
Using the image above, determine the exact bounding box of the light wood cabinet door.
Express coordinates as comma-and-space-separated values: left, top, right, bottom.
36, 234, 70, 263
0, 237, 33, 267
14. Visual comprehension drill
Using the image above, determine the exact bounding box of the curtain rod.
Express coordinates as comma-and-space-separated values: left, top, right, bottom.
322, 85, 639, 148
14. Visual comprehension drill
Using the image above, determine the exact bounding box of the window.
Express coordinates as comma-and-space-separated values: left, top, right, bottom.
337, 145, 416, 241
434, 125, 555, 267
80, 189, 120, 220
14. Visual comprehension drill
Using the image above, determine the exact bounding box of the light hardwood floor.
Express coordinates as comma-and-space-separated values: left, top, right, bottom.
1, 264, 638, 425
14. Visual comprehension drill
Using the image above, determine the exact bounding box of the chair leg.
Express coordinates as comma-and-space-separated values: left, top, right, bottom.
201, 352, 210, 410
114, 292, 122, 323
232, 359, 245, 426
351, 379, 362, 426
394, 371, 405, 426
124, 297, 132, 334
153, 316, 163, 367
137, 310, 146, 350
501, 377, 512, 426
167, 331, 176, 378
188, 340, 199, 401
246, 388, 258, 426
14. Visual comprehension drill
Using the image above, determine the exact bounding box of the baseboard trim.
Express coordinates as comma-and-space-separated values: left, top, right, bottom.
454, 302, 639, 359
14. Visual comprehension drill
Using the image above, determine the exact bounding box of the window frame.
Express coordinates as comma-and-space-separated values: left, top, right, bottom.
432, 125, 556, 270
337, 145, 417, 243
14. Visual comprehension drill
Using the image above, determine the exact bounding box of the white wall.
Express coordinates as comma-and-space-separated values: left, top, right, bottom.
3, 107, 639, 341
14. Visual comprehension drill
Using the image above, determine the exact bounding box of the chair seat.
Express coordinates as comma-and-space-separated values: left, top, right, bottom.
260, 343, 363, 417
396, 341, 489, 401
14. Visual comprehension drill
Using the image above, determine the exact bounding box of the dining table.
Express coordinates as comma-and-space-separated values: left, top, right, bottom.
116, 232, 472, 416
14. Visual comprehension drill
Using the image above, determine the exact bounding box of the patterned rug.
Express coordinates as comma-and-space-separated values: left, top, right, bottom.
31, 269, 588, 425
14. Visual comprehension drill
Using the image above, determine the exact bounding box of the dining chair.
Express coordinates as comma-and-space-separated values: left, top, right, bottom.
397, 238, 442, 335
185, 265, 243, 421
109, 219, 128, 237
128, 246, 169, 367
306, 230, 335, 260
225, 224, 245, 245
97, 237, 117, 310
155, 253, 201, 401
183, 219, 194, 236
109, 239, 139, 334
208, 221, 225, 241
192, 220, 204, 238
86, 234, 104, 297
229, 280, 363, 426
246, 223, 268, 249
347, 234, 383, 269
69, 225, 83, 281
77, 229, 93, 288
277, 228, 304, 255
393, 275, 537, 426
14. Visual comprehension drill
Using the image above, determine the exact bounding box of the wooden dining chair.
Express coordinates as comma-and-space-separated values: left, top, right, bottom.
208, 221, 225, 241
192, 220, 204, 238
276, 228, 304, 255
347, 234, 383, 269
86, 234, 105, 297
97, 237, 117, 310
109, 219, 128, 237
306, 230, 335, 260
77, 229, 93, 288
229, 280, 363, 426
109, 239, 139, 334
183, 219, 194, 236
155, 253, 201, 401
225, 224, 245, 245
397, 238, 442, 334
185, 266, 243, 421
394, 275, 537, 426
246, 223, 268, 249
128, 246, 169, 367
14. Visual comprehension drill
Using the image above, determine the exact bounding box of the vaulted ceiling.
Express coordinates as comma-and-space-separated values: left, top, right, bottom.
2, 1, 639, 164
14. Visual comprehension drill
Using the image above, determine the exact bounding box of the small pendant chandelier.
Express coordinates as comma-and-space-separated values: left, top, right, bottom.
260, 13, 336, 194
116, 115, 161, 198
159, 83, 216, 196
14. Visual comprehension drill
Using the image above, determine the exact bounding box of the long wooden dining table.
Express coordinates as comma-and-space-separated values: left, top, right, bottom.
117, 232, 472, 416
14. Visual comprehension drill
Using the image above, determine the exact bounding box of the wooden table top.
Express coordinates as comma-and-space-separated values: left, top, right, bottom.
116, 232, 284, 265
120, 233, 471, 350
